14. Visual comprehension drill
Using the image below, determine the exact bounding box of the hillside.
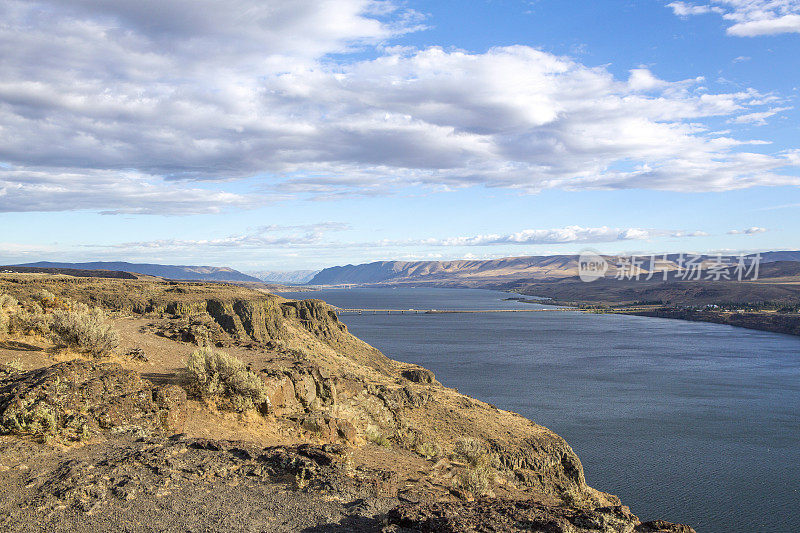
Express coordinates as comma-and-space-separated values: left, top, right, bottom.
309, 256, 582, 285
246, 270, 320, 285
12, 261, 261, 283
0, 273, 694, 532
309, 251, 800, 286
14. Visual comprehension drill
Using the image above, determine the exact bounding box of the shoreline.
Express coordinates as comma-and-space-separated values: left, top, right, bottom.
281, 285, 800, 338
508, 291, 800, 337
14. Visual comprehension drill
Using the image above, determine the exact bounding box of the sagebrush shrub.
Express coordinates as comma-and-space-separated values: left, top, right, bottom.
453, 437, 488, 466
451, 437, 499, 498
36, 289, 59, 309
0, 294, 18, 310
0, 294, 19, 336
365, 424, 391, 447
8, 309, 51, 337
415, 440, 441, 460
454, 464, 492, 497
49, 304, 120, 355
186, 347, 269, 413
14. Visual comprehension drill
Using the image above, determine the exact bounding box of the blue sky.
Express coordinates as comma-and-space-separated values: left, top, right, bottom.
1, 0, 799, 271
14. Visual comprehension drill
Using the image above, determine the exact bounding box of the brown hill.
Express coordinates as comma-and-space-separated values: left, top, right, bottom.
310, 252, 800, 286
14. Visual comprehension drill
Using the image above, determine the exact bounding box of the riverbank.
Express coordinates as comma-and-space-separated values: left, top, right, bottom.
507, 276, 800, 337
625, 307, 800, 337
510, 295, 800, 338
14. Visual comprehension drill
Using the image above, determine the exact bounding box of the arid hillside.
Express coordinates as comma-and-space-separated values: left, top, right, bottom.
309, 252, 800, 286
0, 273, 694, 532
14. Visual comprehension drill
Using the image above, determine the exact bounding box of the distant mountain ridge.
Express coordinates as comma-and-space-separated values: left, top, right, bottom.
246, 270, 320, 285
309, 251, 800, 286
12, 261, 261, 283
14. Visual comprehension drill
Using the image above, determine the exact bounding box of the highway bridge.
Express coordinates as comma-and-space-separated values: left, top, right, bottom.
332, 307, 656, 315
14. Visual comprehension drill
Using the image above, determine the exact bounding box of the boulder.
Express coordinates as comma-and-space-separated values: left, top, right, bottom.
402, 367, 437, 384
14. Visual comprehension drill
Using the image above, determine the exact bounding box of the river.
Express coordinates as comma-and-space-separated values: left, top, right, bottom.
278, 287, 800, 533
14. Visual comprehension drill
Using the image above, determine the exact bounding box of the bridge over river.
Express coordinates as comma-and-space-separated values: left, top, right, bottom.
333, 306, 656, 315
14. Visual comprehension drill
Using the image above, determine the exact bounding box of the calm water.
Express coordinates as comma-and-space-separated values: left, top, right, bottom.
280, 287, 800, 533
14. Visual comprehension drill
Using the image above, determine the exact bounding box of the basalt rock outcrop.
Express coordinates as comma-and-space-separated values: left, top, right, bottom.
0, 360, 187, 440
388, 499, 696, 533
0, 435, 403, 531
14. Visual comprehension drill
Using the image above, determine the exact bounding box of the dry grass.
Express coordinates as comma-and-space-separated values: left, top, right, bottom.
453, 437, 487, 466
414, 440, 442, 460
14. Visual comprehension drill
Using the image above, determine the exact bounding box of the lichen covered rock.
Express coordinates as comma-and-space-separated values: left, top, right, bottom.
0, 360, 186, 440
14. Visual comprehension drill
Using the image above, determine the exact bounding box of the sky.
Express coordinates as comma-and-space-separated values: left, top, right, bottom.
1, 0, 799, 271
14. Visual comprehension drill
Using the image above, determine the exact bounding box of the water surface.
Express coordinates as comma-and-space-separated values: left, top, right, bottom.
279, 287, 800, 533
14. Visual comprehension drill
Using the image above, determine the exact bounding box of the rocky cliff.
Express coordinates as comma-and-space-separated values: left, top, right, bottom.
0, 274, 695, 532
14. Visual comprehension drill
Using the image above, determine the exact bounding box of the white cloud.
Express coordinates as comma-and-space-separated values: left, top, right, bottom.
106, 224, 711, 251
0, 168, 256, 214
627, 68, 671, 91
417, 227, 656, 246
0, 1, 798, 214
109, 222, 350, 248
668, 2, 723, 16
730, 106, 792, 125
727, 226, 768, 234
0, 224, 723, 267
671, 230, 711, 237
669, 1, 800, 36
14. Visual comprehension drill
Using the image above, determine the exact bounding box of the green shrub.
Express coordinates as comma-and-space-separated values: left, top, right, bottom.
454, 464, 492, 498
35, 289, 58, 309
453, 437, 488, 466
365, 424, 391, 447
186, 347, 269, 413
1, 405, 58, 437
414, 440, 442, 460
451, 437, 499, 498
49, 304, 119, 355
8, 308, 51, 337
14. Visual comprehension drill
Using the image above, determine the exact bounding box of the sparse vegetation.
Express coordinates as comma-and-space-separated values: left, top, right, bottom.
454, 463, 492, 498
1, 404, 58, 439
394, 422, 441, 459
0, 293, 18, 310
186, 347, 269, 413
453, 437, 487, 466
1, 294, 50, 338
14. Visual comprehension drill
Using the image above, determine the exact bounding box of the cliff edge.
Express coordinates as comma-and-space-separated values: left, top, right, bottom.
0, 273, 694, 532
